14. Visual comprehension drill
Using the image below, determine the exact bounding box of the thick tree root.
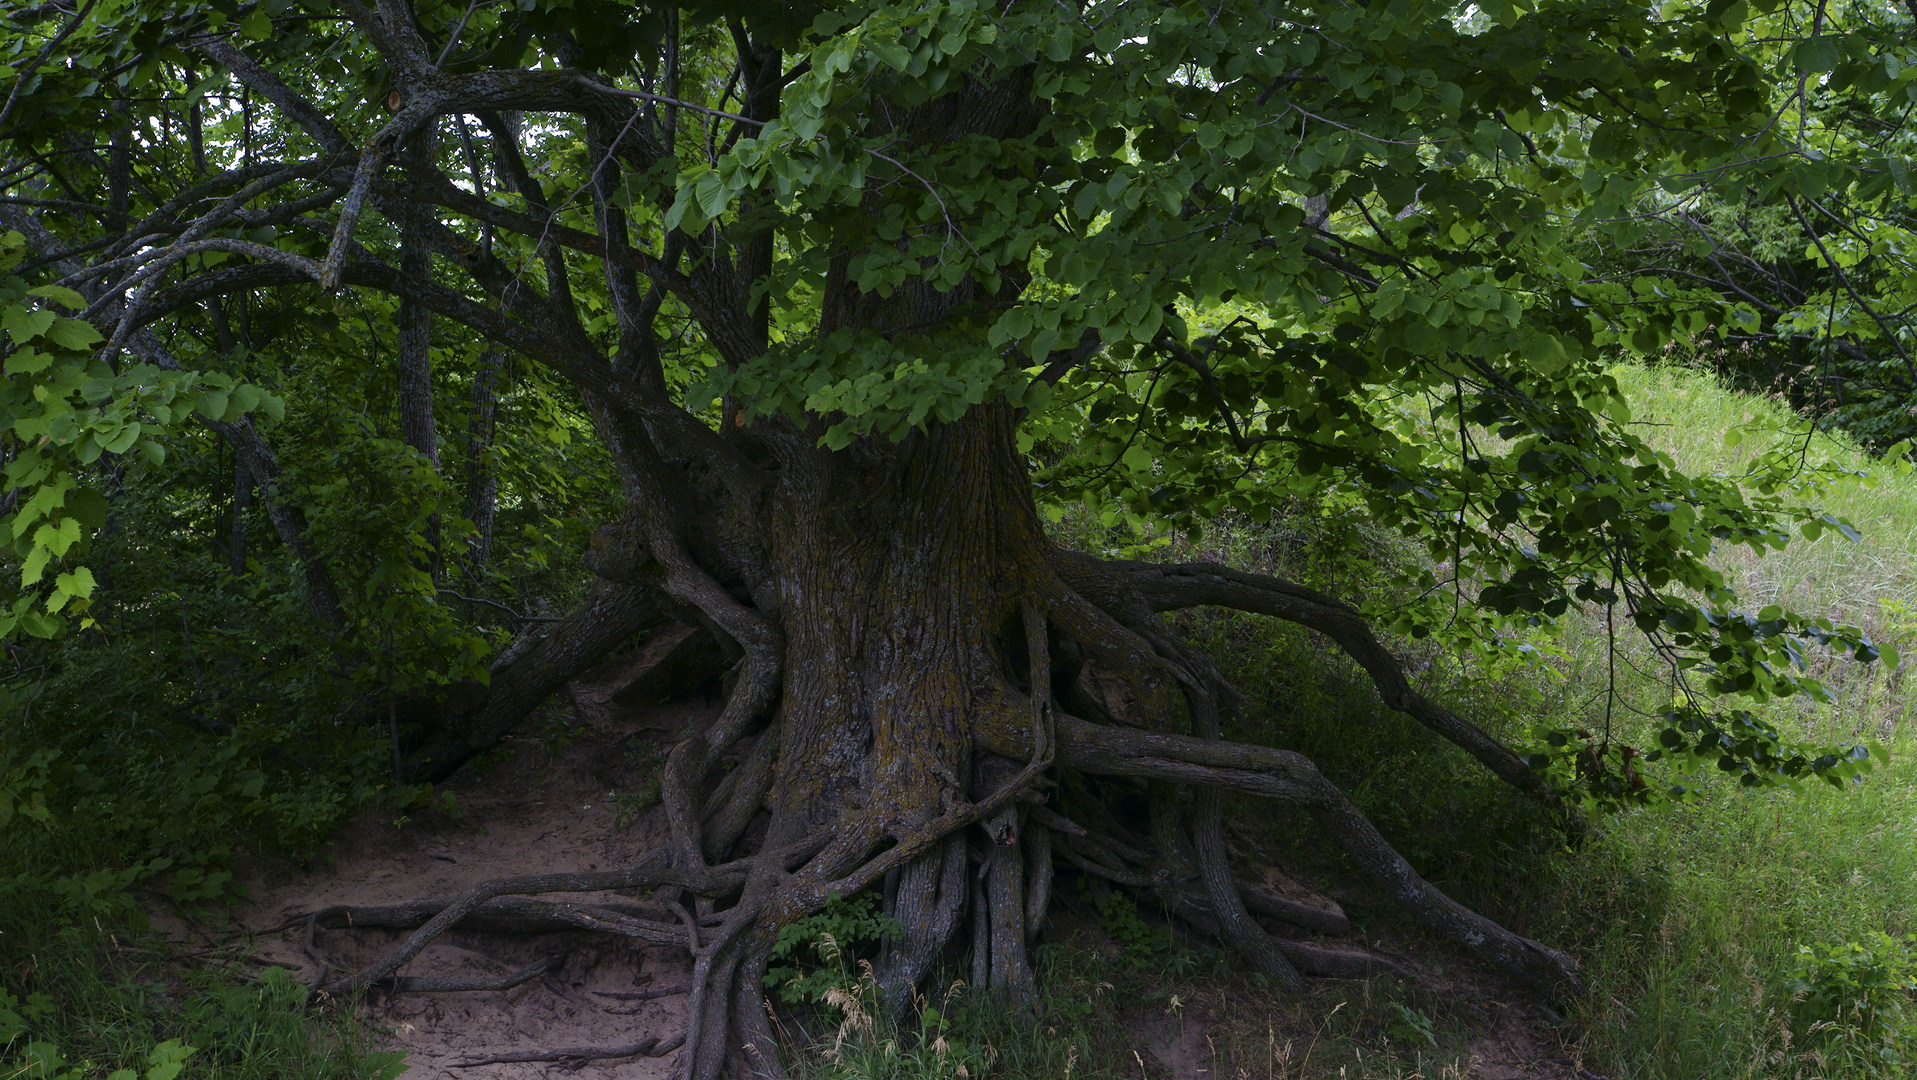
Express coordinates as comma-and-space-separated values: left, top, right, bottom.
406, 581, 673, 782
979, 711, 1585, 996
380, 952, 566, 994
1075, 554, 1560, 807
591, 984, 690, 1001
318, 536, 1581, 1076
1271, 940, 1413, 980
302, 898, 709, 944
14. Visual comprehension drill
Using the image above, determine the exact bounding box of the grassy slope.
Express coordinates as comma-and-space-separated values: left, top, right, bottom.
1541, 364, 1917, 1079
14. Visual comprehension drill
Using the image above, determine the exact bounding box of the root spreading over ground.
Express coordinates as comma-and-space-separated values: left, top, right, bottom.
225, 409, 1581, 1079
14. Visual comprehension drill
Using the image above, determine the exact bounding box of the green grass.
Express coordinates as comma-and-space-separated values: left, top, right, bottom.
1529, 364, 1917, 1079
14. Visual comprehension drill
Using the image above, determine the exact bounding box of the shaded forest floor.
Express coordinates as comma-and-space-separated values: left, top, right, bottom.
166, 657, 1589, 1080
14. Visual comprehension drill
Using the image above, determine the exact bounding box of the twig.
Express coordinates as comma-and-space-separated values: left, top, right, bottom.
453, 1032, 685, 1067
434, 0, 482, 68
434, 588, 560, 621
590, 983, 689, 1001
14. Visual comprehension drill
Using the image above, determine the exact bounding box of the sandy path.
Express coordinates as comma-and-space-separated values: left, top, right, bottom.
221, 653, 724, 1078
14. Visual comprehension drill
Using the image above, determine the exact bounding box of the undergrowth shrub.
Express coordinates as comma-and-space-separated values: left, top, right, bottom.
1784, 934, 1917, 1059
766, 893, 905, 1007
0, 561, 430, 1077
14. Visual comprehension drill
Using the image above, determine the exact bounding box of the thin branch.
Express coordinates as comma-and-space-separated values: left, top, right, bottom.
582, 81, 764, 126
0, 0, 100, 133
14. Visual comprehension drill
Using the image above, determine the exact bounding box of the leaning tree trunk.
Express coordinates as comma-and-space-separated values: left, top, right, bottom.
356, 395, 1580, 1080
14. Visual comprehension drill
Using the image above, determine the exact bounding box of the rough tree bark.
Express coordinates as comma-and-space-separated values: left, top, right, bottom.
460, 348, 502, 583
397, 151, 442, 580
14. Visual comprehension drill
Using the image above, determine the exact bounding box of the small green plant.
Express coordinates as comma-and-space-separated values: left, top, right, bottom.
535, 709, 580, 765
0, 987, 54, 1049
390, 784, 458, 829
764, 893, 903, 1007
1079, 881, 1220, 977
9, 1037, 196, 1080
1081, 880, 1162, 956
608, 787, 659, 832
608, 739, 665, 831
1384, 1000, 1439, 1049
1784, 933, 1917, 1047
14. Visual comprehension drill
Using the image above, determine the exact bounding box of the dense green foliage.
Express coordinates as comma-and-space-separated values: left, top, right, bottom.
1, 0, 1916, 1073
0, 0, 1906, 800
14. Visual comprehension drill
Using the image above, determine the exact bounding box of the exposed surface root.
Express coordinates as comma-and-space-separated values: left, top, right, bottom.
228, 537, 1586, 1077
1078, 554, 1561, 807
380, 952, 568, 994
305, 899, 707, 943
591, 984, 690, 1002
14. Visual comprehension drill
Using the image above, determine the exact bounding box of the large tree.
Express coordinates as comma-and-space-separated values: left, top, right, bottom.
0, 0, 1901, 1073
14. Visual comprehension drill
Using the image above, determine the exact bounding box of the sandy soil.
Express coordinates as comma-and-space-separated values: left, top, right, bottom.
207, 647, 720, 1079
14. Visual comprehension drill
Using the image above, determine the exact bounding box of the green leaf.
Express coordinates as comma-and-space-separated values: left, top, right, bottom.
101, 422, 141, 455
2, 307, 55, 345
25, 285, 85, 310
696, 175, 731, 223
868, 41, 910, 71
230, 384, 262, 416
5, 347, 51, 375
32, 517, 82, 557
144, 1039, 197, 1080
1796, 37, 1840, 74
47, 566, 94, 614
19, 545, 51, 588
14, 476, 72, 537
44, 319, 103, 351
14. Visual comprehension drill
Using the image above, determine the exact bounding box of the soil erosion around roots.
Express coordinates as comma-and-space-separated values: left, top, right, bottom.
193, 613, 1580, 1079
224, 671, 721, 1079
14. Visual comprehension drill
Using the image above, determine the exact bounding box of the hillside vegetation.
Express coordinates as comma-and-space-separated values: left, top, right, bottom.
5, 363, 1917, 1079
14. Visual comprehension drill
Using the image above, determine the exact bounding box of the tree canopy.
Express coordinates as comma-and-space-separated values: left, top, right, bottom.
1, 0, 1912, 1073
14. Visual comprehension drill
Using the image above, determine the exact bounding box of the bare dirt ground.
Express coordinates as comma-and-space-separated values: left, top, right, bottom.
151, 637, 1592, 1079
189, 648, 720, 1079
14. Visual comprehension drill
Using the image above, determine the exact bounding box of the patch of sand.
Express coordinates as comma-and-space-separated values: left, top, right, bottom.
214, 669, 722, 1079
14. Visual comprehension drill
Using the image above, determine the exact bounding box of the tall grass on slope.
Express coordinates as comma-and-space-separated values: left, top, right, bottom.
1534, 363, 1917, 1080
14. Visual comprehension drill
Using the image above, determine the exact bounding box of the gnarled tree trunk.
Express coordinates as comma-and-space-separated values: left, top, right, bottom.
366, 394, 1579, 1080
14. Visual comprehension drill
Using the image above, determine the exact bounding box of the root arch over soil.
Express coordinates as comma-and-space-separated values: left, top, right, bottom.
308, 403, 1584, 1080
